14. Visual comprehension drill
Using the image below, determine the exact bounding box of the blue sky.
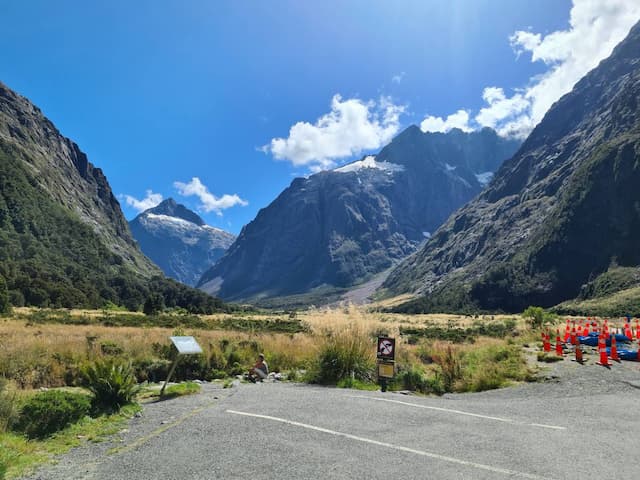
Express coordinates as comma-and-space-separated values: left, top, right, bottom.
1, 1, 639, 234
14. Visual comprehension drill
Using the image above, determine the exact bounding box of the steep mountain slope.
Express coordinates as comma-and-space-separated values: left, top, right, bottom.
0, 82, 227, 312
0, 82, 155, 275
384, 20, 640, 313
130, 199, 235, 286
199, 127, 519, 302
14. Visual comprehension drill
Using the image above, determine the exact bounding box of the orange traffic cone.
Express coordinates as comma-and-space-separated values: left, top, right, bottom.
610, 335, 620, 362
575, 344, 583, 364
597, 335, 609, 367
555, 330, 563, 357
570, 325, 577, 345
577, 321, 583, 336
564, 321, 571, 342
543, 332, 551, 352
624, 323, 632, 340
635, 320, 640, 340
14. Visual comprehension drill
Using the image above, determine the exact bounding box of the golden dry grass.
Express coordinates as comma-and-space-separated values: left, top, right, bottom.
0, 305, 529, 390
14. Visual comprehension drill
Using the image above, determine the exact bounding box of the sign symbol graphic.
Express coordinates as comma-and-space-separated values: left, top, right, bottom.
377, 337, 395, 360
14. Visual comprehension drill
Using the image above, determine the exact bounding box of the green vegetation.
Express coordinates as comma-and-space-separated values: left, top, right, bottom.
80, 359, 140, 413
553, 267, 640, 316
553, 286, 640, 317
0, 141, 229, 314
0, 275, 10, 316
15, 390, 91, 439
1, 403, 140, 479
537, 352, 563, 363
0, 379, 18, 433
399, 318, 517, 343
139, 381, 201, 401
214, 317, 309, 334
522, 306, 556, 329
19, 309, 308, 333
307, 327, 375, 384
390, 341, 533, 394
578, 267, 640, 300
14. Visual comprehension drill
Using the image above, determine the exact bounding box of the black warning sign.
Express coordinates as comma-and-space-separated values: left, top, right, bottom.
377, 337, 395, 360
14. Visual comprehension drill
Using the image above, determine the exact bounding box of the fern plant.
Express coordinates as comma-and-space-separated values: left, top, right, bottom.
81, 359, 140, 413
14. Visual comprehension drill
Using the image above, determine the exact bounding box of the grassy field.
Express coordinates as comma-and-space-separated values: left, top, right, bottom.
0, 306, 530, 389
0, 304, 590, 478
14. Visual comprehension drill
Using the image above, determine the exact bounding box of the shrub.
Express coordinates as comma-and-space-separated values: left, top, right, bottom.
522, 306, 555, 329
432, 345, 462, 392
81, 359, 140, 413
0, 379, 18, 432
16, 390, 91, 439
309, 326, 374, 384
100, 340, 124, 356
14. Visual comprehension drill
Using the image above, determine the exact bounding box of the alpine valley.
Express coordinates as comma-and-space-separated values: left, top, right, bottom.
198, 127, 519, 304
384, 20, 640, 316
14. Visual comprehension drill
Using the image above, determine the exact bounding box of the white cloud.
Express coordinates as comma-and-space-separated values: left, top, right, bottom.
391, 72, 406, 84
420, 109, 472, 133
263, 94, 405, 170
120, 190, 163, 212
421, 0, 640, 139
174, 177, 248, 216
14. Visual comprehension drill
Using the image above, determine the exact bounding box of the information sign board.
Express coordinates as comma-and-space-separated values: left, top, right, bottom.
170, 336, 203, 355
377, 362, 395, 379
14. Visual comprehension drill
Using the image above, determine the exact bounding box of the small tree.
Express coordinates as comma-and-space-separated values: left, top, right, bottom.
143, 293, 164, 315
0, 275, 11, 316
522, 306, 546, 329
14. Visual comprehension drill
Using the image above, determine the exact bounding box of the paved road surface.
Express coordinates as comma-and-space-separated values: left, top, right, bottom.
23, 360, 640, 480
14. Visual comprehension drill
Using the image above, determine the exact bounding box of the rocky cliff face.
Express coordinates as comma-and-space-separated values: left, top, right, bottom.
384, 20, 640, 312
0, 82, 156, 276
130, 199, 235, 286
198, 127, 519, 302
0, 82, 228, 311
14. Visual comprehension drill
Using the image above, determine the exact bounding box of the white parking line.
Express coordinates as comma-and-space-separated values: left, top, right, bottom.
346, 395, 566, 430
226, 409, 555, 480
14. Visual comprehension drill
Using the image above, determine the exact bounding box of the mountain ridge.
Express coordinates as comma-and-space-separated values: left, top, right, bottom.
383, 20, 640, 313
130, 199, 235, 286
198, 126, 520, 303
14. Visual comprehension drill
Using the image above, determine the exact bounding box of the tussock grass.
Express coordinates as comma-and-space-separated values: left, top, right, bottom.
1, 306, 532, 393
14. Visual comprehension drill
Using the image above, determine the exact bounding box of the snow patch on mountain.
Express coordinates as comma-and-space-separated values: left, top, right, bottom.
475, 172, 494, 186
444, 163, 457, 171
140, 213, 232, 246
335, 156, 405, 174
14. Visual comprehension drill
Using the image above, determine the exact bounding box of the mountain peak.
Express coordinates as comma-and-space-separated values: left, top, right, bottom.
144, 198, 205, 226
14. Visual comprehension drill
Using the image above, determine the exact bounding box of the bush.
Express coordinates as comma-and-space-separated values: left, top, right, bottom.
523, 306, 555, 329
81, 359, 140, 413
308, 327, 374, 384
100, 340, 124, 356
0, 379, 18, 432
16, 390, 91, 439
